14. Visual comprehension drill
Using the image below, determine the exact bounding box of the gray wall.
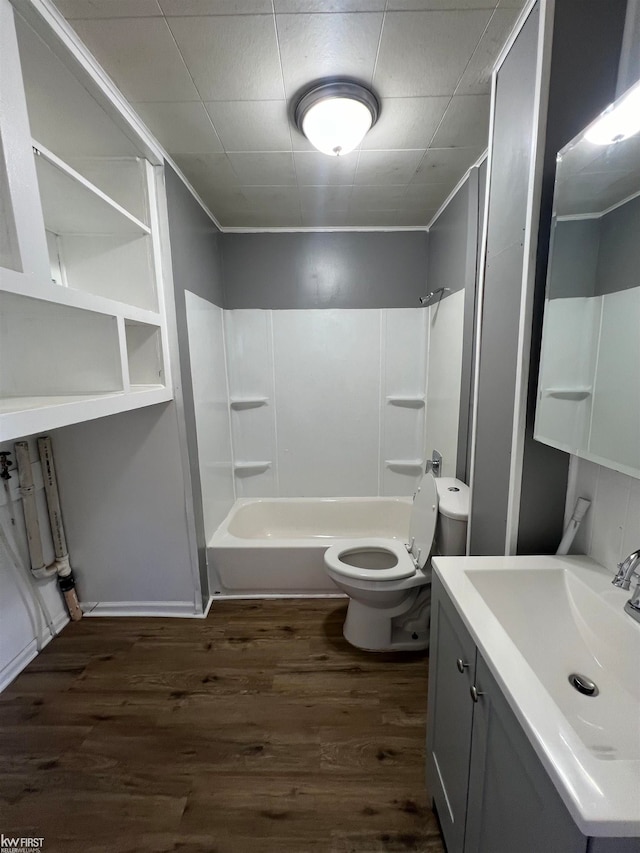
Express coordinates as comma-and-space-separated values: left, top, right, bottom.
547, 218, 601, 299
596, 194, 640, 294
164, 166, 225, 604
470, 0, 626, 556
518, 0, 627, 555
471, 5, 541, 556
549, 195, 640, 300
425, 165, 485, 484
222, 231, 428, 309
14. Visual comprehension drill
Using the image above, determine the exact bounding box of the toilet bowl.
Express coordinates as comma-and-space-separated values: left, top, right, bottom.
323, 473, 469, 651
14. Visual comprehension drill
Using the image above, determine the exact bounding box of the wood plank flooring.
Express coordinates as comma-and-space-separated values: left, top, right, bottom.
0, 600, 445, 853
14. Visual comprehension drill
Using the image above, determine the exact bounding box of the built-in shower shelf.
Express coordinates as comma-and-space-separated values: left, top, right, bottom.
234, 461, 272, 477
543, 387, 592, 401
229, 397, 269, 410
385, 459, 424, 474
386, 395, 425, 408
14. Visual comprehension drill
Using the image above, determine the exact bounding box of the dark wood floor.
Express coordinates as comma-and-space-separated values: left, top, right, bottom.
0, 600, 444, 853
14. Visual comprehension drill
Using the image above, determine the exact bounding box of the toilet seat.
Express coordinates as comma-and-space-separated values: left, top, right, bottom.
324, 538, 416, 582
324, 472, 439, 584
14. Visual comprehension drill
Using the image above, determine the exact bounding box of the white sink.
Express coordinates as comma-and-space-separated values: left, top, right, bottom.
433, 554, 640, 837
467, 566, 640, 760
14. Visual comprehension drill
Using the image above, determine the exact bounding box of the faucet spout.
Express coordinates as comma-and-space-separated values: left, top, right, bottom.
613, 549, 640, 590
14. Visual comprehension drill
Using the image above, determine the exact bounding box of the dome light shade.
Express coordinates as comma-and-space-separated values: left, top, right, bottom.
584, 83, 640, 145
295, 81, 379, 157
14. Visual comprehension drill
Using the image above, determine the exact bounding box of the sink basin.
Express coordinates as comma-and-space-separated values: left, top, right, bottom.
432, 554, 640, 837
466, 567, 640, 760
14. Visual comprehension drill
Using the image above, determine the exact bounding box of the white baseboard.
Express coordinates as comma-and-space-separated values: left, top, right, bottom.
81, 600, 199, 618
208, 592, 346, 601
0, 610, 70, 693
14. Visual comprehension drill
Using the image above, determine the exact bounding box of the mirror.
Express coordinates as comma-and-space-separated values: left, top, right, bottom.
535, 79, 640, 479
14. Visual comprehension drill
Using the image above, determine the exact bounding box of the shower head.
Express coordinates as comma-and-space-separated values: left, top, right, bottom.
419, 288, 450, 307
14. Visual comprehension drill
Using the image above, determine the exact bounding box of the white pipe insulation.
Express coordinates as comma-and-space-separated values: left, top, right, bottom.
14, 442, 56, 580
38, 436, 82, 622
13, 439, 82, 622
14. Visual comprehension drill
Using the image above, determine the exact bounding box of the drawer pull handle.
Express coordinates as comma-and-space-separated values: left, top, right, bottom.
470, 685, 483, 703
456, 658, 469, 673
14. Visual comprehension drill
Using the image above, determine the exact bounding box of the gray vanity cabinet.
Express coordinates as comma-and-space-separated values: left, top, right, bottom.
426, 574, 477, 853
464, 654, 584, 853
427, 574, 588, 853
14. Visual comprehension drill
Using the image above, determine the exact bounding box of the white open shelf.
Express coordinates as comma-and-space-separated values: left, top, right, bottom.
125, 320, 164, 388
0, 7, 172, 441
1, 265, 161, 324
33, 143, 150, 236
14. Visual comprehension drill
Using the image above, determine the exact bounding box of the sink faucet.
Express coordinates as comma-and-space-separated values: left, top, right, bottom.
613, 550, 640, 625
612, 549, 640, 590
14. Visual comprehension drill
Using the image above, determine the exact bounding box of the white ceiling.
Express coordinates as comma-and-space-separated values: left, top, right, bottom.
54, 0, 526, 229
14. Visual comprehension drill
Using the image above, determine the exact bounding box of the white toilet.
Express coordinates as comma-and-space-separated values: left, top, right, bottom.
323, 472, 469, 652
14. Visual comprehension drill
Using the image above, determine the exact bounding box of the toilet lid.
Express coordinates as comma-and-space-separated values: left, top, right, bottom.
408, 471, 438, 569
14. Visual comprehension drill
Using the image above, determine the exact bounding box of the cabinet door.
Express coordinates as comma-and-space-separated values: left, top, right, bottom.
426, 574, 477, 853
464, 654, 586, 853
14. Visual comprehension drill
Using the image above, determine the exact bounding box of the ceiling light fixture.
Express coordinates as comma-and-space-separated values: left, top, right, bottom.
295, 81, 380, 157
584, 81, 640, 145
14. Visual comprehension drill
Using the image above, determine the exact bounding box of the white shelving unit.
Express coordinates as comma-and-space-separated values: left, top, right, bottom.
0, 0, 173, 442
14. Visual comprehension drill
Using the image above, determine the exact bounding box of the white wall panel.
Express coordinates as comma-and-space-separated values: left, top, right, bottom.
185, 291, 234, 538
425, 289, 465, 477
535, 296, 600, 453
222, 308, 436, 499
224, 309, 277, 498
381, 307, 429, 495
273, 309, 381, 497
589, 287, 640, 473
567, 455, 638, 573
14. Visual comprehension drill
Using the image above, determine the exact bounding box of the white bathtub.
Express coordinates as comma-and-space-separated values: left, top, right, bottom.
207, 497, 412, 595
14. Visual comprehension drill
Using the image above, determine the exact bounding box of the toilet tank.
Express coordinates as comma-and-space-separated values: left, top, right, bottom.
434, 477, 469, 557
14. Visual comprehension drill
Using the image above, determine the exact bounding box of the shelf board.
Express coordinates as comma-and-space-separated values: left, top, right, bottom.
0, 266, 162, 325
543, 388, 592, 401
234, 461, 272, 477
230, 397, 268, 411
385, 459, 424, 474
386, 395, 425, 408
0, 385, 171, 442
33, 141, 150, 236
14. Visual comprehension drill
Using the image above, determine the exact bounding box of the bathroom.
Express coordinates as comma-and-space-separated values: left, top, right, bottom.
0, 0, 639, 850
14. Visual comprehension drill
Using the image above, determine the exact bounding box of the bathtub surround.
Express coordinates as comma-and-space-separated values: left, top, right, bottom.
224, 307, 428, 500
184, 293, 234, 542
